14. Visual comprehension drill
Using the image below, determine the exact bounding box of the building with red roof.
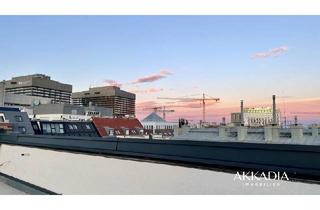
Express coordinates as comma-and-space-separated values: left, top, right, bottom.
92, 117, 144, 137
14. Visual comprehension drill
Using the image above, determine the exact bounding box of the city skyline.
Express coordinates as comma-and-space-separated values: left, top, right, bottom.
0, 16, 320, 123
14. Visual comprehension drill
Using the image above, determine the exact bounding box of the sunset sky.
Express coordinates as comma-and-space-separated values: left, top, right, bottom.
0, 16, 320, 124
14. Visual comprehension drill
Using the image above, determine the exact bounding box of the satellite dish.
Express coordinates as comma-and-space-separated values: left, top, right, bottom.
33, 99, 40, 106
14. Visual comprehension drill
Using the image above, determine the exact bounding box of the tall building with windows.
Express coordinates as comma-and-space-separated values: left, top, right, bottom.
2, 74, 72, 104
72, 86, 136, 117
0, 81, 5, 106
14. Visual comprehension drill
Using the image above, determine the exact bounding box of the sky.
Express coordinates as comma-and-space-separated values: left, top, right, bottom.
0, 16, 319, 124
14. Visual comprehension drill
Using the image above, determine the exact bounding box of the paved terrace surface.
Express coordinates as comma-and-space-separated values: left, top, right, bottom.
1, 144, 320, 194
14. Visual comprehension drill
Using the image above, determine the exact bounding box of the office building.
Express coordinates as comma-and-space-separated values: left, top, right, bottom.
0, 81, 5, 106
3, 74, 72, 104
72, 86, 135, 117
33, 103, 113, 121
2, 93, 52, 108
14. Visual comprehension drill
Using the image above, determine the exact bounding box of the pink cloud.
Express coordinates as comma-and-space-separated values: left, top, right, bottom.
148, 88, 164, 93
132, 69, 173, 84
104, 79, 122, 87
252, 46, 288, 59
130, 87, 164, 94
136, 101, 159, 109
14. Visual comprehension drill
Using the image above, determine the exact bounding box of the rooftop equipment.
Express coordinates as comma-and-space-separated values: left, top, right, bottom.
240, 100, 244, 126
272, 95, 277, 126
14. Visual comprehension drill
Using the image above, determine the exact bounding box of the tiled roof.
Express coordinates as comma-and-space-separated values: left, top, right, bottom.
92, 117, 143, 136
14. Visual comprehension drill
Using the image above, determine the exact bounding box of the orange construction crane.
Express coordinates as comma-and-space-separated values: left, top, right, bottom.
158, 93, 220, 123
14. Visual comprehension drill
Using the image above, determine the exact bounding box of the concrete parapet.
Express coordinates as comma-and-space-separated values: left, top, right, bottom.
311, 125, 319, 139
291, 125, 304, 143
174, 126, 190, 137
219, 126, 228, 140
264, 126, 279, 143
237, 127, 247, 141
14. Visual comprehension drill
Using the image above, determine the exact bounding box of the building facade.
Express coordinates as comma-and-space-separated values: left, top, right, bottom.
3, 93, 52, 108
0, 81, 5, 106
230, 113, 242, 126
72, 86, 136, 117
3, 74, 72, 104
141, 112, 178, 136
231, 107, 281, 127
32, 103, 113, 121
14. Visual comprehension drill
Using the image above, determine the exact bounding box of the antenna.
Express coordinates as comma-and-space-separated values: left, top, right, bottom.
272, 95, 277, 125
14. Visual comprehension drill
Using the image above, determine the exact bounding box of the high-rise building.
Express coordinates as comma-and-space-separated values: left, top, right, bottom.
0, 81, 5, 106
2, 74, 72, 104
72, 86, 136, 117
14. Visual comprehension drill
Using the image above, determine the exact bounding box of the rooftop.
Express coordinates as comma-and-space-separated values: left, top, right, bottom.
141, 112, 166, 123
12, 74, 51, 80
72, 86, 135, 99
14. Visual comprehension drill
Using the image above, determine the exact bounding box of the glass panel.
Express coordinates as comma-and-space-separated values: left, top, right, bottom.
15, 116, 23, 122
18, 126, 26, 134
59, 124, 64, 134
51, 124, 56, 133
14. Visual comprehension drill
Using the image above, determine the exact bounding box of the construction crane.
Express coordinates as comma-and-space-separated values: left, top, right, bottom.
158, 93, 220, 123
144, 106, 175, 120
277, 95, 293, 127
291, 112, 320, 115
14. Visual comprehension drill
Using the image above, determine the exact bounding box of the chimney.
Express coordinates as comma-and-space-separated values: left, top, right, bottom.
272, 95, 277, 126
240, 100, 244, 126
294, 115, 298, 126
221, 117, 226, 126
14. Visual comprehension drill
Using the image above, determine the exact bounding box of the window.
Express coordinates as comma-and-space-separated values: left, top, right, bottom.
32, 124, 39, 130
68, 124, 74, 130
18, 126, 26, 134
55, 123, 64, 134
0, 115, 4, 123
50, 124, 56, 133
72, 124, 78, 130
85, 124, 91, 130
42, 123, 51, 134
15, 115, 23, 122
